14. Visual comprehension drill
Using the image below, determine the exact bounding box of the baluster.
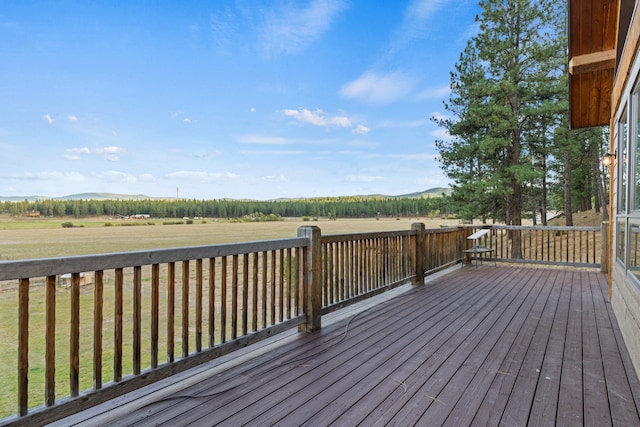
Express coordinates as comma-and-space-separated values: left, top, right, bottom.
221, 256, 227, 343
167, 262, 175, 363
231, 255, 239, 339
182, 260, 189, 358
46, 275, 56, 404
196, 259, 203, 352
209, 258, 216, 347
151, 265, 159, 368
18, 278, 29, 416
133, 266, 141, 375
114, 268, 123, 381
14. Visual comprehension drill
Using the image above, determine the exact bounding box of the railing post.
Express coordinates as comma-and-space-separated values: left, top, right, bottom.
412, 223, 425, 286
298, 226, 322, 332
601, 221, 609, 274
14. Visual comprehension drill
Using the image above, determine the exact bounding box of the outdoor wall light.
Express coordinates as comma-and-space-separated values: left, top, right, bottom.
602, 150, 617, 167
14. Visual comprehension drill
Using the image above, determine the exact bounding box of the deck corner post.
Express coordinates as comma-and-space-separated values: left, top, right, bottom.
412, 223, 426, 286
298, 226, 322, 332
601, 221, 610, 274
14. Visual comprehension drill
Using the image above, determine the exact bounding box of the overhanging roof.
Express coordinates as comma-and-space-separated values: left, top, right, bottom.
568, 0, 619, 129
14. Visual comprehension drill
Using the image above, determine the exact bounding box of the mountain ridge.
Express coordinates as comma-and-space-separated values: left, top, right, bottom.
0, 188, 452, 202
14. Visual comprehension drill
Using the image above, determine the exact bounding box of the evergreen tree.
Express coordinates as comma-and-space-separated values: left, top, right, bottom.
435, 0, 564, 257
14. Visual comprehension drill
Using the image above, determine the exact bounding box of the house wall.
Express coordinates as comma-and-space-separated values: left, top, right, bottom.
612, 267, 640, 376
610, 3, 640, 379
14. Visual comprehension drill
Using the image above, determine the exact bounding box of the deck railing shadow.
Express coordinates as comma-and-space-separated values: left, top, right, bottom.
0, 222, 607, 426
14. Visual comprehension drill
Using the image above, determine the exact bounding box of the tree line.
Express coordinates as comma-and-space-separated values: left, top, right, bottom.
1, 195, 456, 220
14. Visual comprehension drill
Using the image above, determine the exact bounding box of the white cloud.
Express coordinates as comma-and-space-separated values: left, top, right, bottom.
65, 147, 91, 160
462, 21, 481, 40
377, 119, 428, 128
340, 71, 414, 105
360, 152, 437, 161
65, 146, 126, 161
352, 124, 370, 135
261, 0, 348, 57
95, 146, 126, 161
171, 110, 192, 123
239, 149, 305, 156
210, 7, 238, 54
431, 112, 449, 122
406, 0, 447, 21
283, 108, 351, 128
261, 175, 287, 183
43, 114, 54, 124
67, 115, 78, 121
431, 128, 451, 140
238, 134, 289, 145
94, 171, 137, 183
195, 150, 223, 158
165, 171, 241, 182
388, 0, 448, 53
250, 107, 256, 113
66, 147, 91, 154
416, 85, 450, 100
0, 171, 84, 182
346, 175, 383, 183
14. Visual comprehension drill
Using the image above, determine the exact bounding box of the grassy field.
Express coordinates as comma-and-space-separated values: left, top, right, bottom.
0, 215, 462, 260
0, 214, 462, 418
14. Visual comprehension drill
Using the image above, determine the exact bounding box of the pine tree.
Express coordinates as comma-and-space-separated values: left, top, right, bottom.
435, 0, 565, 257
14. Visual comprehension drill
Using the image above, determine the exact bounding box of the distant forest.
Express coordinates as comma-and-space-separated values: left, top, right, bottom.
1, 196, 456, 220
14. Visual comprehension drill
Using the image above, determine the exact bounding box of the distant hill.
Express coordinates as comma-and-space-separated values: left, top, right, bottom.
0, 193, 162, 202
0, 188, 452, 202
58, 193, 161, 201
395, 188, 452, 198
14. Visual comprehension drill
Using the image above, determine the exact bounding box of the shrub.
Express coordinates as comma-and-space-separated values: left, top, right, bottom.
61, 222, 74, 228
104, 222, 113, 227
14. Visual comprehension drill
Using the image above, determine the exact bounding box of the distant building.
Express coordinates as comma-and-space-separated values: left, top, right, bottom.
130, 214, 150, 219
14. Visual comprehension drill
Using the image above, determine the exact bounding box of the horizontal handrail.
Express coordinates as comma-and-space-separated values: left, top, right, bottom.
0, 238, 307, 280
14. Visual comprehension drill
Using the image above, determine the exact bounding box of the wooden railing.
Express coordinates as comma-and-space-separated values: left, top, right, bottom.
0, 224, 468, 425
0, 222, 605, 425
321, 230, 415, 313
0, 238, 312, 426
466, 224, 605, 269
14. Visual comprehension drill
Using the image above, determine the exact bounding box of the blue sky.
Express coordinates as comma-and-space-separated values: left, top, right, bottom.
0, 0, 479, 200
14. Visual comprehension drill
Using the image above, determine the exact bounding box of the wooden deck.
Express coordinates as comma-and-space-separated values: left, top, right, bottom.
55, 266, 640, 426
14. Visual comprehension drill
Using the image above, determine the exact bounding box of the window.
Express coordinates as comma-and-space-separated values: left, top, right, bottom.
619, 108, 628, 214
618, 220, 627, 264
635, 82, 640, 210
630, 223, 640, 281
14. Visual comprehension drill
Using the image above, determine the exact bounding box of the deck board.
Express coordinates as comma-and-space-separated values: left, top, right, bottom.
55, 266, 640, 427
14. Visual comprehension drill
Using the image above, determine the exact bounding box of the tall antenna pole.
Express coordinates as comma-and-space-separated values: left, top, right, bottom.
176, 187, 179, 200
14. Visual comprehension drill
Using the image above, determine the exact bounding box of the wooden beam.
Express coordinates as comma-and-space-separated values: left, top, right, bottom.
612, 1, 640, 120
570, 49, 616, 75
